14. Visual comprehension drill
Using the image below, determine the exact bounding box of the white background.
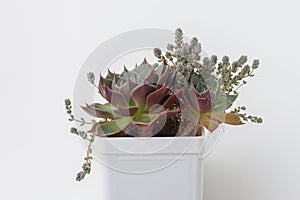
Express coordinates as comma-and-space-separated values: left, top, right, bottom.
1, 0, 300, 199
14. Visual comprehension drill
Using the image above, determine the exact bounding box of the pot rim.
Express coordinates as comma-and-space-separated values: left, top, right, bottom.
90, 135, 206, 155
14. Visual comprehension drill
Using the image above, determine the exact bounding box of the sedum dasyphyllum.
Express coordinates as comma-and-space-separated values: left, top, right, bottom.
65, 28, 262, 181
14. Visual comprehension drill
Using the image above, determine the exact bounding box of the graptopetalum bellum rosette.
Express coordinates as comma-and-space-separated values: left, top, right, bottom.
82, 59, 243, 137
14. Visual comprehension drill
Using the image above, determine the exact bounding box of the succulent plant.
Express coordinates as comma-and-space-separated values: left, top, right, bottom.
65, 28, 263, 181
83, 59, 209, 137
82, 59, 243, 137
152, 28, 262, 132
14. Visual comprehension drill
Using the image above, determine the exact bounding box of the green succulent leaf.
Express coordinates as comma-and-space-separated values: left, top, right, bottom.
131, 82, 156, 107
157, 67, 177, 89
200, 111, 244, 132
113, 106, 139, 116
200, 112, 221, 132
96, 117, 132, 136
119, 68, 138, 84
106, 69, 119, 80
81, 103, 114, 118
99, 75, 113, 89
90, 103, 113, 113
155, 64, 167, 77
212, 94, 238, 112
132, 59, 151, 74
130, 59, 158, 84
134, 113, 158, 124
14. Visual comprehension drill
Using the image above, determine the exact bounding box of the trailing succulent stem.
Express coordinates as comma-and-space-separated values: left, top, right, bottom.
75, 128, 95, 181
232, 106, 263, 123
69, 125, 96, 181
65, 100, 97, 181
65, 99, 94, 126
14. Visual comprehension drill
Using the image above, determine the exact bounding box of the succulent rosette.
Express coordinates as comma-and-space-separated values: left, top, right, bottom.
187, 72, 244, 132
83, 60, 191, 137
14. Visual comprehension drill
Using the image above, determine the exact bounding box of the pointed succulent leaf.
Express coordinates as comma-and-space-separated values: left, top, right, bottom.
119, 67, 142, 85
132, 59, 151, 74
224, 113, 244, 125
120, 67, 135, 80
146, 86, 168, 109
87, 122, 98, 134
113, 106, 139, 116
138, 109, 180, 137
81, 103, 113, 118
106, 69, 119, 80
98, 75, 112, 97
177, 122, 200, 136
145, 67, 158, 84
132, 60, 151, 78
119, 76, 138, 101
157, 67, 170, 86
99, 75, 113, 89
182, 85, 201, 111
167, 72, 178, 90
197, 96, 213, 112
155, 64, 167, 77
104, 85, 129, 107
165, 109, 180, 118
119, 66, 129, 79
200, 111, 244, 132
131, 59, 158, 84
157, 67, 177, 89
134, 113, 158, 124
163, 88, 183, 109
96, 117, 132, 136
212, 112, 244, 125
193, 89, 215, 112
213, 94, 238, 112
200, 112, 221, 132
131, 82, 156, 106
207, 78, 219, 93
90, 103, 114, 113
190, 74, 202, 86
181, 105, 200, 123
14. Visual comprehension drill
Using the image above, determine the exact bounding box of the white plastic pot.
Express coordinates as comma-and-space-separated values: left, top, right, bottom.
91, 136, 206, 200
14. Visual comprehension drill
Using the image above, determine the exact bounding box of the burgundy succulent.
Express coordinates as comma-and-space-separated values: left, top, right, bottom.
82, 60, 200, 137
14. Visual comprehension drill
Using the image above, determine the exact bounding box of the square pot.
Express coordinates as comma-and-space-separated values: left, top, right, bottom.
92, 136, 205, 200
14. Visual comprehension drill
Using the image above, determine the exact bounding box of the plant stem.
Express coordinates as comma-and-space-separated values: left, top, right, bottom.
73, 118, 94, 125
234, 83, 245, 92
